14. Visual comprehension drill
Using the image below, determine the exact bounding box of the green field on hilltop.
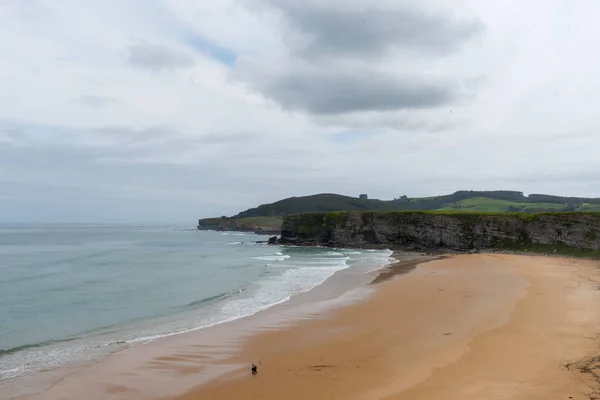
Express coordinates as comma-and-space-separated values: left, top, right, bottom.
197, 216, 283, 232
437, 197, 568, 212
439, 197, 600, 213
576, 204, 600, 212
233, 216, 283, 230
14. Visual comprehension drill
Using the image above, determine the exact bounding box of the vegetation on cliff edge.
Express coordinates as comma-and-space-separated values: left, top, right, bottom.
197, 216, 282, 233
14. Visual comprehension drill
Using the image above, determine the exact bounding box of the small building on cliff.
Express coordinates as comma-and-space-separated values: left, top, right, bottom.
359, 194, 368, 200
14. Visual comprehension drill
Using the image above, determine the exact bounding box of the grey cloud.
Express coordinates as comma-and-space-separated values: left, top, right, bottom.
1, 123, 256, 166
245, 66, 459, 114
127, 42, 194, 70
0, 126, 21, 142
91, 126, 178, 141
264, 1, 483, 58
193, 132, 253, 144
78, 94, 115, 107
91, 126, 252, 147
315, 113, 464, 132
236, 1, 482, 117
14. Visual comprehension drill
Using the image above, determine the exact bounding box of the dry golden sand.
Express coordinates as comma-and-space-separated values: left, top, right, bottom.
176, 254, 600, 400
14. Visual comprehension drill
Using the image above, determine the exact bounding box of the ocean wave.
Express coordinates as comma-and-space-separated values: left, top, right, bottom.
218, 260, 351, 321
186, 292, 231, 308
125, 295, 293, 346
252, 255, 291, 261
227, 242, 242, 245
299, 257, 350, 266
186, 287, 247, 308
0, 337, 79, 357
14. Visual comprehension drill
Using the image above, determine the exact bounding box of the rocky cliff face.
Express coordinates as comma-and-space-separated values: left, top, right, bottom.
279, 212, 600, 257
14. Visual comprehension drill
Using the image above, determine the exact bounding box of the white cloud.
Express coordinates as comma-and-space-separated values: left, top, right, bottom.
1, 0, 600, 223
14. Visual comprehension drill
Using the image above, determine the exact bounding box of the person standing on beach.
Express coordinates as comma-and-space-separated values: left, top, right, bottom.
251, 363, 258, 375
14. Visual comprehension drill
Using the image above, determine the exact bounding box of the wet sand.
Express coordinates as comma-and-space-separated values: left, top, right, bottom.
177, 254, 600, 400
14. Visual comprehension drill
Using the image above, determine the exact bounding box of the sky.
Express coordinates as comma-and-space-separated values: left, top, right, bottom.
2, 0, 600, 223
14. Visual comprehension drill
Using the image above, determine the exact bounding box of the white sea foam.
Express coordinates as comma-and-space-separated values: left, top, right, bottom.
296, 256, 350, 265
252, 255, 291, 261
220, 255, 350, 318
0, 368, 21, 377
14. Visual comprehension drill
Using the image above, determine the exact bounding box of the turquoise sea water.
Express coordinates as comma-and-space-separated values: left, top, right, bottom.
0, 224, 391, 382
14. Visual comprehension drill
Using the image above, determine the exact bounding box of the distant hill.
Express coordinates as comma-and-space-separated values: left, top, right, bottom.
198, 190, 600, 232
233, 193, 396, 217
196, 216, 282, 234
233, 191, 600, 217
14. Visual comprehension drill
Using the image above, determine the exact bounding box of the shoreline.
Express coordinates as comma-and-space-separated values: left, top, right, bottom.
1, 248, 403, 400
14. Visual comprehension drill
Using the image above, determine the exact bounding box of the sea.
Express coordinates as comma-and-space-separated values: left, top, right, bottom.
0, 224, 393, 387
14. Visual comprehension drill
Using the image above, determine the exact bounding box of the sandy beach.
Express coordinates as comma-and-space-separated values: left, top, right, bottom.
11, 254, 600, 400
177, 254, 600, 400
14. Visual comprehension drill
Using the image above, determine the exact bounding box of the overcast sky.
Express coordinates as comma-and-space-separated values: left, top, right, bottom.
1, 0, 599, 223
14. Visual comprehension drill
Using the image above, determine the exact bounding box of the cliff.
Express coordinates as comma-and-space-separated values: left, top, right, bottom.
279, 212, 600, 257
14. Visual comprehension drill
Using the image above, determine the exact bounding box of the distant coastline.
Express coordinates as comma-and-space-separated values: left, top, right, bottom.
197, 216, 282, 235
197, 190, 600, 238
